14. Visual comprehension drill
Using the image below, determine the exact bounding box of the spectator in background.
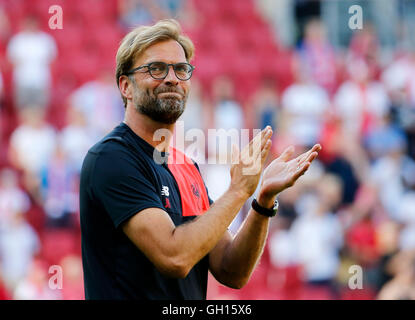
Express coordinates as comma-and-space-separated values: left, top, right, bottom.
249, 77, 280, 131
377, 249, 415, 300
348, 25, 381, 81
299, 18, 338, 95
118, 0, 183, 29
159, 0, 183, 17
118, 0, 160, 28
178, 78, 207, 164
381, 51, 415, 159
8, 107, 57, 177
200, 157, 248, 235
374, 221, 400, 292
368, 124, 415, 224
212, 76, 244, 132
339, 183, 385, 296
0, 5, 11, 47
69, 70, 124, 137
0, 69, 3, 101
406, 53, 415, 111
59, 106, 97, 172
59, 255, 84, 300
280, 54, 330, 148
0, 169, 40, 291
397, 192, 415, 251
318, 117, 365, 205
204, 76, 248, 234
0, 69, 4, 162
291, 174, 344, 297
13, 259, 60, 300
6, 15, 57, 109
268, 187, 303, 298
208, 76, 244, 161
179, 78, 205, 132
365, 114, 408, 161
0, 267, 11, 300
381, 51, 415, 109
0, 168, 30, 230
40, 143, 80, 229
334, 58, 390, 140
201, 79, 248, 233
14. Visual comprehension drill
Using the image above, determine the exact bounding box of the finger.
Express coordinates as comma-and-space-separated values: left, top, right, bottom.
288, 150, 317, 173
261, 128, 273, 149
259, 139, 272, 166
249, 140, 271, 176
241, 129, 263, 158
242, 126, 272, 159
231, 143, 240, 165
305, 151, 319, 164
291, 161, 311, 183
278, 145, 295, 162
252, 128, 272, 157
251, 126, 271, 148
289, 162, 310, 186
296, 144, 321, 165
295, 150, 310, 164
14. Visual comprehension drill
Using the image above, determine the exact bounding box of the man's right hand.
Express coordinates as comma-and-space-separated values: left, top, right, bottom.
228, 126, 273, 200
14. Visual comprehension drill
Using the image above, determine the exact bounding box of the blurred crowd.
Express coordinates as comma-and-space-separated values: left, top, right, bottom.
0, 0, 414, 300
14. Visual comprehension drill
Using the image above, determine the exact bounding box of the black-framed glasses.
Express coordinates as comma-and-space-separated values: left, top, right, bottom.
125, 61, 195, 81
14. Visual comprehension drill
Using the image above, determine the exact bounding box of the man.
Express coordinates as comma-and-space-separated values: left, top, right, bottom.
7, 16, 57, 109
80, 19, 321, 300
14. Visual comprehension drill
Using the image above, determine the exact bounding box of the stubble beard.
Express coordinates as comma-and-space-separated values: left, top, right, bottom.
132, 82, 187, 125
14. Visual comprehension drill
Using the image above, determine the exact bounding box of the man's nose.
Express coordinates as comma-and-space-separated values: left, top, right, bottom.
163, 65, 179, 86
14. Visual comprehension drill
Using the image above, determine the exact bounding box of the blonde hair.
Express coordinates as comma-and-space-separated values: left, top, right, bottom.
115, 19, 195, 107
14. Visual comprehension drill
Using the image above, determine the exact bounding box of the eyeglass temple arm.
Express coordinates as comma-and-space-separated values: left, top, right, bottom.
125, 65, 148, 75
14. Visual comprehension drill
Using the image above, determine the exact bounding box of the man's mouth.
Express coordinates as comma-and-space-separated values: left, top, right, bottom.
157, 92, 183, 99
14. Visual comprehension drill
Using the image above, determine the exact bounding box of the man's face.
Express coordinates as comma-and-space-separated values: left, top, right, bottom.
129, 40, 190, 124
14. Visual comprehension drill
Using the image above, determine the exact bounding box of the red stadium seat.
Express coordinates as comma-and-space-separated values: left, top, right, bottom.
191, 53, 222, 95
40, 229, 81, 265
226, 52, 262, 101
236, 262, 272, 299
191, 0, 218, 21
82, 23, 122, 57
71, 0, 117, 26
2, 0, 26, 32
52, 24, 84, 57
300, 286, 334, 300
228, 0, 257, 22
341, 287, 376, 300
238, 25, 277, 54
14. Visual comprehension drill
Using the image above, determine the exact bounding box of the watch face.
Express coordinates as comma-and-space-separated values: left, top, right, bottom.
273, 200, 279, 212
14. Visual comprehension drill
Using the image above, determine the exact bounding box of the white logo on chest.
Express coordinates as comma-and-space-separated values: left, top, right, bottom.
161, 186, 169, 197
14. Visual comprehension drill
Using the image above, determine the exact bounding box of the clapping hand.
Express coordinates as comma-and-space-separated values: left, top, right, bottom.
258, 144, 322, 206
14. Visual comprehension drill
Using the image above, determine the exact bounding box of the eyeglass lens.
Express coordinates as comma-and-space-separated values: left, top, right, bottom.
149, 62, 192, 80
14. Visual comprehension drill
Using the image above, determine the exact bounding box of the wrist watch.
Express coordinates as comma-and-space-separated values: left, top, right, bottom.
251, 198, 279, 217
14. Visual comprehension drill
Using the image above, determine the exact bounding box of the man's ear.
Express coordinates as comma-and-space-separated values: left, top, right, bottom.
119, 75, 133, 102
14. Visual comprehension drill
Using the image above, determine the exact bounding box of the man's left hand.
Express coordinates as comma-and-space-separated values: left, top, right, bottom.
257, 144, 322, 208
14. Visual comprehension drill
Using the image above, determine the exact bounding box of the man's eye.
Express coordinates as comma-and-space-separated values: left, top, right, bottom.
176, 64, 189, 72
150, 64, 166, 72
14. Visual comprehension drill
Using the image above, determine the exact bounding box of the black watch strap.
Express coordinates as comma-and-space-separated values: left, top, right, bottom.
251, 198, 278, 217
